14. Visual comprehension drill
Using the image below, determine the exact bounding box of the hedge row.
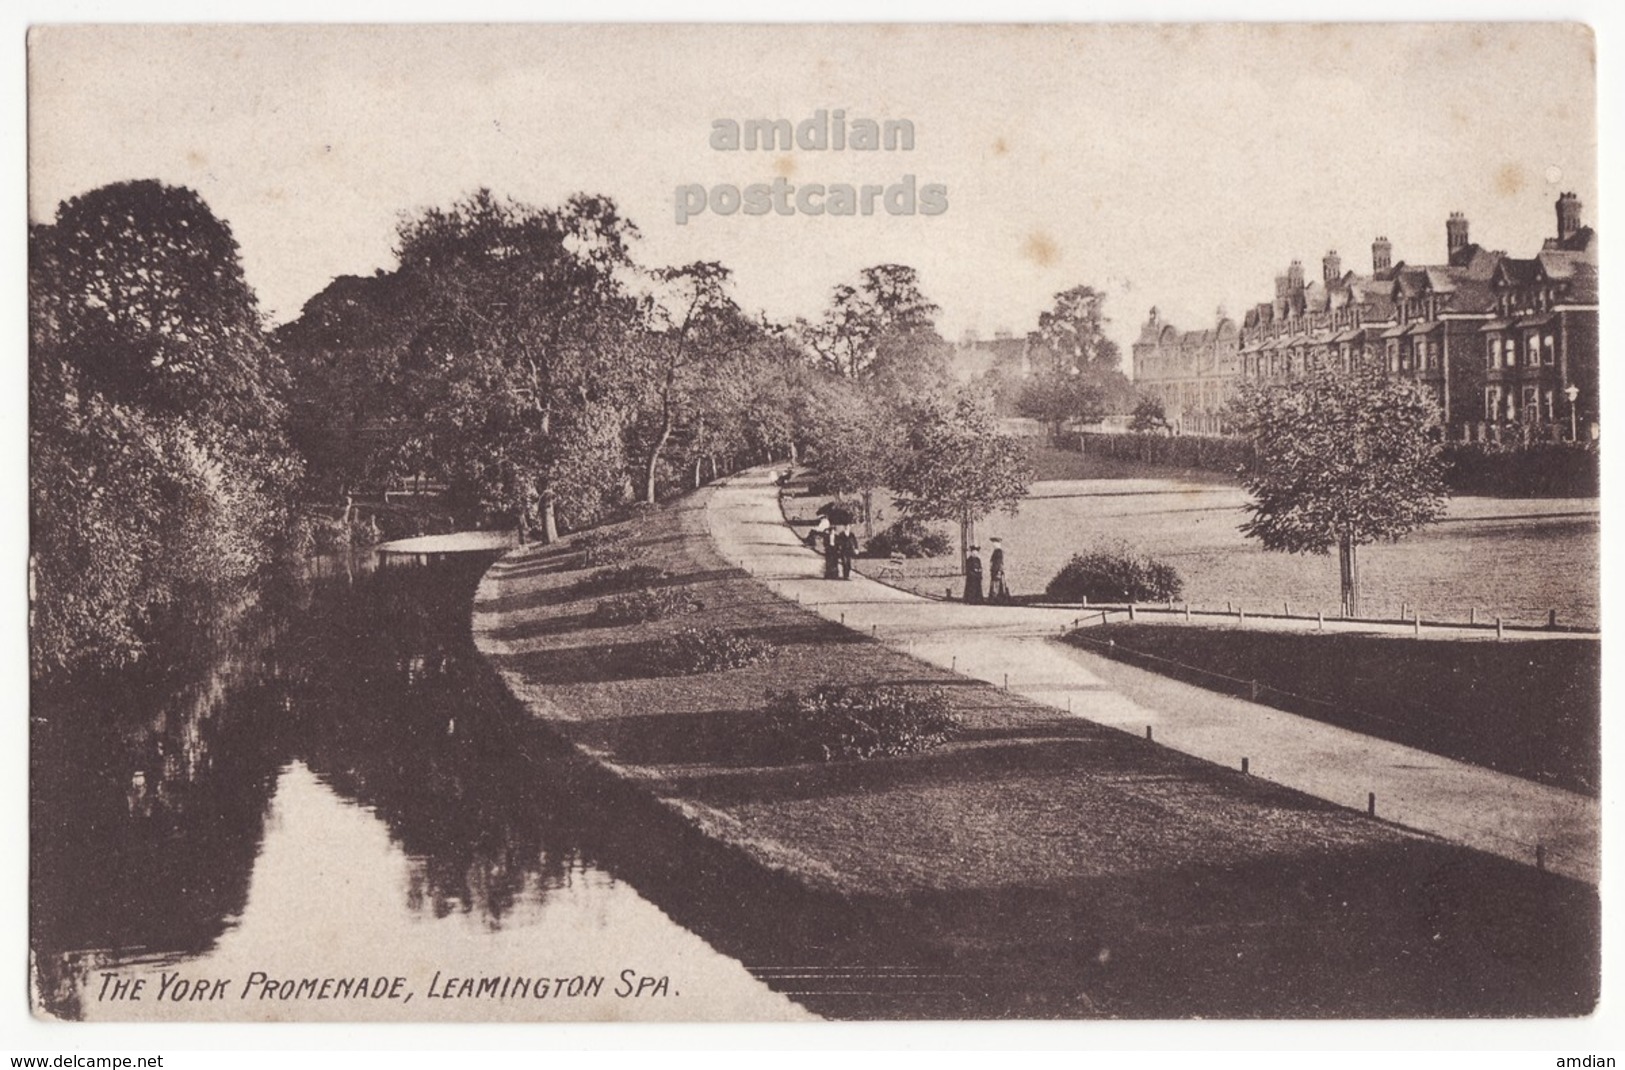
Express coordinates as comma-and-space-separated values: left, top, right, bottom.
1069, 432, 1598, 498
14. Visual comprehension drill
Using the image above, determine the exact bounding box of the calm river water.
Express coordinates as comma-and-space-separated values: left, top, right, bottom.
30, 552, 815, 1022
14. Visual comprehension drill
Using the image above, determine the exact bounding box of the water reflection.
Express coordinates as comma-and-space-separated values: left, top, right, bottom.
31, 551, 812, 1022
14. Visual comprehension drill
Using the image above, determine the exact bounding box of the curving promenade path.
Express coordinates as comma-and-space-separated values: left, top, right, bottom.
705, 467, 1600, 884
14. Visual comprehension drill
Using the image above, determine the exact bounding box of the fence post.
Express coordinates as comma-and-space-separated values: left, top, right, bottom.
1367, 792, 1376, 817
1496, 616, 1504, 641
1145, 725, 1153, 741
1129, 602, 1137, 621
1241, 757, 1250, 775
1469, 606, 1477, 625
1284, 601, 1290, 617
1414, 609, 1421, 637
1185, 602, 1192, 621
1317, 610, 1324, 632
1548, 609, 1558, 629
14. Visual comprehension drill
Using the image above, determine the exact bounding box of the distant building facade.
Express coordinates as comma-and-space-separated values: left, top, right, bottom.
1132, 194, 1599, 441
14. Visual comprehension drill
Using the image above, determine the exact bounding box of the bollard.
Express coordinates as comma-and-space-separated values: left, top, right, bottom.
951, 656, 957, 672
1067, 695, 1072, 714
1146, 725, 1153, 741
1082, 596, 1090, 607
1101, 610, 1109, 626
1284, 601, 1290, 617
946, 587, 952, 600
1226, 601, 1232, 613
1470, 606, 1477, 625
1185, 602, 1192, 621
1496, 616, 1504, 641
1003, 672, 1009, 691
1548, 609, 1558, 629
1367, 792, 1376, 817
1414, 610, 1421, 637
841, 612, 845, 626
1238, 608, 1245, 623
1241, 757, 1249, 775
1129, 603, 1137, 621
872, 623, 877, 637
1317, 610, 1324, 632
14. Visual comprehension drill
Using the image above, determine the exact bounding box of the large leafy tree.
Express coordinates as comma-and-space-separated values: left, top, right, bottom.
1229, 363, 1448, 616
803, 377, 905, 538
803, 264, 948, 396
1034, 285, 1120, 375
1017, 371, 1107, 441
275, 271, 422, 515
393, 190, 640, 541
891, 394, 1036, 566
633, 261, 752, 503
30, 180, 296, 674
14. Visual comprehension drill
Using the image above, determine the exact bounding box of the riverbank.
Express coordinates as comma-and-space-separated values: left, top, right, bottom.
471, 481, 1598, 1018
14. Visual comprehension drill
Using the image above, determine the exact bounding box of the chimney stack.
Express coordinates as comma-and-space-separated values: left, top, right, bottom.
1323, 249, 1341, 283
1372, 236, 1392, 272
1447, 212, 1470, 255
1287, 259, 1305, 291
1557, 192, 1583, 242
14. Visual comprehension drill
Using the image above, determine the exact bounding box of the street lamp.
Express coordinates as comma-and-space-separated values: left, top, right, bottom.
1565, 384, 1580, 442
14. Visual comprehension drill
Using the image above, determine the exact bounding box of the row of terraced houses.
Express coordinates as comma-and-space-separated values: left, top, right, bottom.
1131, 193, 1599, 439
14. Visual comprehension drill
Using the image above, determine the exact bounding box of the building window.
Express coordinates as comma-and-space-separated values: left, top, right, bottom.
1542, 334, 1555, 365
1544, 388, 1556, 421
1527, 335, 1539, 367
1522, 385, 1538, 417
1486, 336, 1498, 369
1485, 385, 1500, 421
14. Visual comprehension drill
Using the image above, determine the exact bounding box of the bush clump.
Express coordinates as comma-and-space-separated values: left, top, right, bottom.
755, 684, 958, 762
1045, 546, 1184, 603
592, 586, 701, 626
573, 527, 642, 566
863, 516, 952, 559
575, 562, 670, 597
655, 627, 778, 674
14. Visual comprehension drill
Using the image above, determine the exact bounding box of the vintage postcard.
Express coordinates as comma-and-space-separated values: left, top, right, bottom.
26, 23, 1600, 1025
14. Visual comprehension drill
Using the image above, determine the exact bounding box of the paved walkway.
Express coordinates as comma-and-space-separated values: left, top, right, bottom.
704, 468, 1599, 885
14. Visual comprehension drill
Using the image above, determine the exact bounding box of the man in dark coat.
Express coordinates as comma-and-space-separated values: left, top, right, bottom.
836, 527, 857, 579
823, 525, 841, 579
964, 545, 984, 603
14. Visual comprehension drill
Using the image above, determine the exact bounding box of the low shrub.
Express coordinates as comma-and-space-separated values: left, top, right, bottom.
655, 627, 778, 674
573, 527, 642, 566
592, 586, 701, 625
1045, 545, 1184, 603
755, 684, 958, 762
574, 562, 669, 597
864, 517, 952, 559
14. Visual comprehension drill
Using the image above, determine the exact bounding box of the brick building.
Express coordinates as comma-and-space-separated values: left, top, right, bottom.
1131, 194, 1599, 440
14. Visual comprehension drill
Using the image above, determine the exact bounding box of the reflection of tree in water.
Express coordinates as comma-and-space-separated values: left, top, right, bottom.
286, 553, 582, 928
30, 577, 306, 1018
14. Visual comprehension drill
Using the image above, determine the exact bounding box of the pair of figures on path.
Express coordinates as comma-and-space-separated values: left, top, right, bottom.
964, 537, 1010, 604
811, 518, 858, 580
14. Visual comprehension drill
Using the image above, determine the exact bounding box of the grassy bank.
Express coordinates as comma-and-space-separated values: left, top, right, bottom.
1066, 624, 1600, 796
471, 488, 1598, 1018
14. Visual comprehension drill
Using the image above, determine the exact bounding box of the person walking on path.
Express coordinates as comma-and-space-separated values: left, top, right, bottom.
836, 526, 857, 579
823, 524, 842, 579
988, 536, 1010, 603
964, 544, 984, 603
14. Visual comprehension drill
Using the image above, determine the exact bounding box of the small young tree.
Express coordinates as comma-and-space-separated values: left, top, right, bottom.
1129, 395, 1171, 433
1230, 363, 1448, 617
1017, 370, 1106, 441
891, 395, 1035, 566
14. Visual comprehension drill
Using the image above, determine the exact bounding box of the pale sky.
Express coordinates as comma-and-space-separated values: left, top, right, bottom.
28, 23, 1598, 363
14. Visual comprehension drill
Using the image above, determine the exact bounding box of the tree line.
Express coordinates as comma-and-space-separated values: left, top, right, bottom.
33, 180, 1124, 675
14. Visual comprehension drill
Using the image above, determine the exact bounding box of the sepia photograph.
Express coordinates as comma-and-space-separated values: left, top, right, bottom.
23, 19, 1603, 1033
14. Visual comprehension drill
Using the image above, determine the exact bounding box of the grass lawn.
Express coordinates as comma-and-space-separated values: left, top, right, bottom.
472, 488, 1598, 1019
783, 450, 1600, 630
1069, 623, 1600, 796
